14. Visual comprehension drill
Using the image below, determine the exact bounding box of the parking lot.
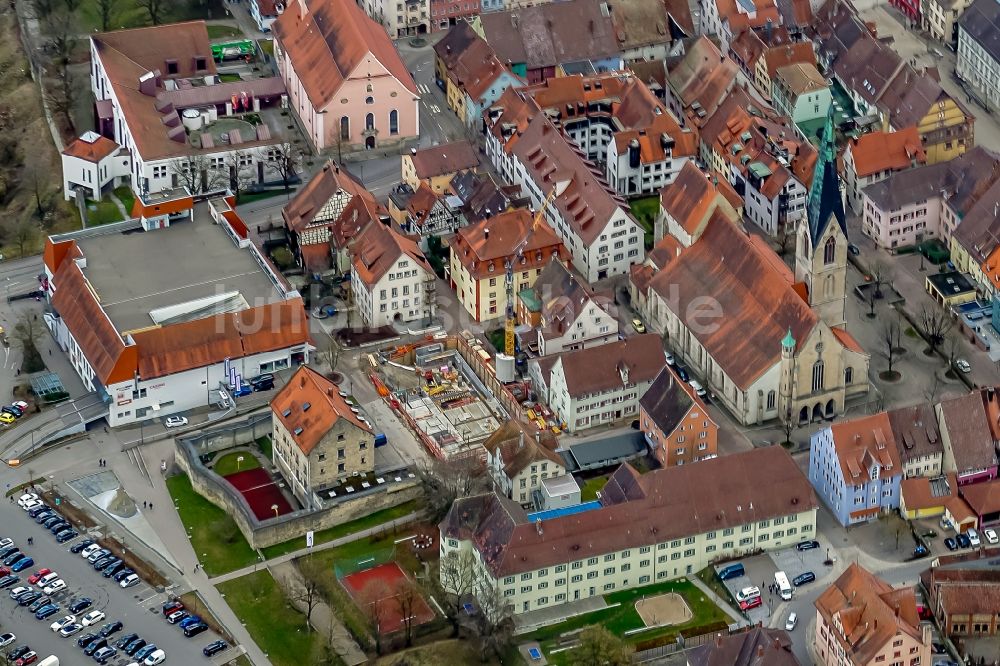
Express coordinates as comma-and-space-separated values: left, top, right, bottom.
713, 538, 832, 627
0, 494, 239, 665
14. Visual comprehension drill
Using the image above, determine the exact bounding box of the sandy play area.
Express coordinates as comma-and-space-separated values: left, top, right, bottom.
635, 592, 694, 627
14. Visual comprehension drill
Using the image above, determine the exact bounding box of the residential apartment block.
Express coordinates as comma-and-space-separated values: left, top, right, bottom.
350, 222, 435, 327
532, 334, 665, 433
483, 420, 565, 506
449, 208, 568, 322
771, 62, 831, 125
926, 0, 973, 47
520, 259, 619, 356
485, 89, 645, 282
639, 368, 719, 467
89, 21, 291, 197
808, 412, 903, 526
271, 366, 375, 507
957, 0, 1000, 113
433, 24, 521, 128
273, 0, 419, 152
887, 403, 944, 479
814, 563, 932, 666
439, 446, 818, 615
401, 140, 479, 193
843, 128, 926, 215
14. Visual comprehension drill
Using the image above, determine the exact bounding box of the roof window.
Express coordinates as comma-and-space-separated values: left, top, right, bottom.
303, 402, 312, 412
282, 408, 292, 417
294, 427, 304, 435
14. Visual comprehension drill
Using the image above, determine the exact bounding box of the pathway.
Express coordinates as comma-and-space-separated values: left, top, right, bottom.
270, 561, 367, 666
209, 510, 423, 584
108, 191, 130, 220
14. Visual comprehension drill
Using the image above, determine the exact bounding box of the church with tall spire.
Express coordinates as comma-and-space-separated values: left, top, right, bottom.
795, 106, 849, 328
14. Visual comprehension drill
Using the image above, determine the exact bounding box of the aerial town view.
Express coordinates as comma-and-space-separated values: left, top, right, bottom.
0, 0, 998, 663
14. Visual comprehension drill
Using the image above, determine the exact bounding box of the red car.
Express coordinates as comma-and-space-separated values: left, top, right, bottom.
27, 568, 52, 584
739, 596, 763, 611
0, 566, 10, 577
15, 652, 37, 666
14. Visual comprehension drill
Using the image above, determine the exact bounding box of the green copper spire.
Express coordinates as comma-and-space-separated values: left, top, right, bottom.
805, 104, 847, 248
782, 328, 796, 350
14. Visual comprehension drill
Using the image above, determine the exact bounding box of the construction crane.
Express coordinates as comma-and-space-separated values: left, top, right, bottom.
504, 188, 557, 356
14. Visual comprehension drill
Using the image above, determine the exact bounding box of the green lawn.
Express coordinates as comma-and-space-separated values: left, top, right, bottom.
77, 0, 228, 31
85, 198, 124, 226
213, 451, 262, 477
629, 196, 658, 250
579, 476, 607, 501
528, 578, 730, 664
217, 571, 330, 666
260, 499, 422, 559
255, 436, 273, 461
166, 473, 259, 576
218, 72, 243, 83
259, 40, 275, 57
207, 24, 243, 39
113, 186, 135, 216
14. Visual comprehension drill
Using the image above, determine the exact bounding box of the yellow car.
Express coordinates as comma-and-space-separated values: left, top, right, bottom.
0, 413, 15, 425
632, 318, 646, 333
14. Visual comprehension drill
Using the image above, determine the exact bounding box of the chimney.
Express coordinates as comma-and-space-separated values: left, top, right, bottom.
484, 227, 490, 240
535, 430, 541, 444
300, 375, 306, 387
757, 645, 765, 658
411, 147, 417, 155
446, 44, 452, 53
519, 431, 525, 449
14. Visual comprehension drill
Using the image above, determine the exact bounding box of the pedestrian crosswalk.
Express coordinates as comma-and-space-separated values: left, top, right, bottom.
417, 83, 431, 95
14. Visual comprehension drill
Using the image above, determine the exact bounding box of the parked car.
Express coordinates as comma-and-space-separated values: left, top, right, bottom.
114, 633, 138, 649
717, 563, 745, 581
251, 378, 274, 391
736, 586, 760, 602
944, 537, 958, 550
34, 604, 60, 620
848, 243, 860, 256
203, 640, 228, 657
134, 644, 158, 661
796, 540, 820, 551
81, 610, 105, 627
178, 615, 202, 630
58, 622, 82, 637
785, 611, 798, 631
98, 621, 123, 637
984, 528, 999, 544
913, 544, 929, 558
6, 646, 30, 663
87, 549, 110, 564
79, 544, 101, 559
232, 384, 253, 397
0, 575, 19, 589
15, 493, 35, 508
956, 533, 971, 549
688, 380, 707, 398
792, 572, 816, 586
69, 599, 93, 614
113, 568, 135, 583
17, 592, 41, 607
26, 569, 52, 585
27, 596, 50, 612
13, 651, 36, 666
41, 579, 65, 595
102, 561, 126, 578
55, 530, 78, 544
10, 558, 34, 573
83, 637, 107, 656
0, 413, 16, 425
183, 622, 208, 637
119, 574, 140, 589
955, 359, 972, 373
142, 648, 165, 665
0, 633, 13, 648
631, 318, 646, 333
166, 610, 188, 625
738, 596, 762, 611
161, 601, 183, 617
967, 529, 981, 547
1, 406, 23, 418
49, 615, 76, 632
675, 366, 689, 382
3, 552, 23, 566
76, 632, 98, 649
124, 637, 147, 656
164, 416, 188, 428
664, 352, 676, 366
93, 646, 118, 664
70, 539, 94, 554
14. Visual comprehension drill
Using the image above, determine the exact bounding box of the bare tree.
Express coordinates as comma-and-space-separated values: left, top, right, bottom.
225, 150, 255, 202
473, 581, 515, 662
437, 550, 477, 637
168, 156, 224, 195
780, 408, 796, 446
13, 311, 46, 373
925, 373, 943, 404
416, 456, 491, 522
43, 10, 77, 132
135, 0, 165, 25
881, 316, 901, 375
394, 579, 421, 647
319, 335, 345, 375
358, 579, 391, 654
259, 143, 300, 192
94, 0, 119, 32
870, 261, 892, 299
292, 558, 326, 632
572, 626, 632, 666
62, 0, 82, 11
919, 306, 955, 355
13, 219, 38, 257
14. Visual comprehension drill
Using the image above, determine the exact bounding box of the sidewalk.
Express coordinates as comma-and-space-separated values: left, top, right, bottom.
688, 575, 747, 627
210, 510, 423, 584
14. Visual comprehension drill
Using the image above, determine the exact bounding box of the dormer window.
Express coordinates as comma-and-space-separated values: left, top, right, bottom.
282, 408, 292, 417
194, 56, 207, 71
165, 59, 178, 75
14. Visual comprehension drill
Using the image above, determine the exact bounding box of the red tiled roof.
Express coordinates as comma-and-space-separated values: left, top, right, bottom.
960, 477, 1000, 517
282, 160, 373, 233
644, 213, 817, 388
271, 365, 371, 455
554, 334, 665, 397
131, 299, 311, 379
830, 326, 864, 353
828, 412, 900, 484
659, 162, 733, 240
62, 134, 119, 162
847, 128, 927, 178
482, 419, 561, 477
272, 0, 417, 111
452, 208, 568, 279
350, 222, 431, 288
408, 141, 479, 179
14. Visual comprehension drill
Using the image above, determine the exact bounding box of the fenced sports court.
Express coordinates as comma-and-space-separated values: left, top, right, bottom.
337, 547, 436, 635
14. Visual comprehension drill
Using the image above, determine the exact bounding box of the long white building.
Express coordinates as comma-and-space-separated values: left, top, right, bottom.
440, 446, 818, 615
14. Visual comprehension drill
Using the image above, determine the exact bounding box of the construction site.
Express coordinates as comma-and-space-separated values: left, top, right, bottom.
370, 334, 508, 460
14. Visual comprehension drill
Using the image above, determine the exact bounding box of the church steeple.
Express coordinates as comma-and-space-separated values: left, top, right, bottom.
805, 105, 847, 248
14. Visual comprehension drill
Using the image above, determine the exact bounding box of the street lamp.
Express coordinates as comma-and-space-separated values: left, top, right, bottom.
271, 503, 279, 518
237, 455, 245, 471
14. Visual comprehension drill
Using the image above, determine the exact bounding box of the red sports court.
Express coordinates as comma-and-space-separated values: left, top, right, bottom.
342, 562, 436, 634
224, 468, 293, 520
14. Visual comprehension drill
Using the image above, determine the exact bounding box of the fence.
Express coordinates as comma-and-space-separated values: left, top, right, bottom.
631, 626, 738, 663
333, 544, 397, 581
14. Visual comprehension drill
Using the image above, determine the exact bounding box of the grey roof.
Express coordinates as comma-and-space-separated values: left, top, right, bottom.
560, 432, 646, 471
937, 392, 999, 473
480, 0, 620, 70
926, 271, 976, 297
688, 628, 801, 666
639, 368, 694, 435
959, 0, 1000, 65
887, 403, 943, 465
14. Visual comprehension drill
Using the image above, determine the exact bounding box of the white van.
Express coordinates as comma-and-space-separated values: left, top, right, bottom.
775, 571, 793, 601
37, 657, 59, 666
38, 572, 59, 587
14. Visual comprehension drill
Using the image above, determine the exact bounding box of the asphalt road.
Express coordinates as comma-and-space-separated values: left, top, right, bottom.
0, 499, 232, 666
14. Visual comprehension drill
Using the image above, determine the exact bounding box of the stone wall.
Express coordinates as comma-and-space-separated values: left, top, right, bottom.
175, 416, 422, 549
